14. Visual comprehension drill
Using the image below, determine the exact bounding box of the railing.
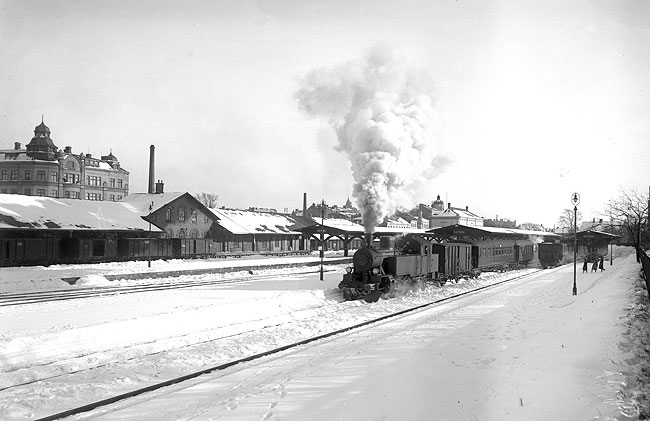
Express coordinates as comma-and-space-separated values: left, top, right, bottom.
639, 247, 650, 295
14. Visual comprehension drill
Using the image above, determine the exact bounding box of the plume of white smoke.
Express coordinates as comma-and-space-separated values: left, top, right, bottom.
296, 45, 451, 233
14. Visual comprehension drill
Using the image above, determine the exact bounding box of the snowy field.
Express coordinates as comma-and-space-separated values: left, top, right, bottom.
0, 247, 648, 420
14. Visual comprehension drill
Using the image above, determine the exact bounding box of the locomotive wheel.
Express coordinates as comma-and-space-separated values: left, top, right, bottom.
364, 290, 382, 303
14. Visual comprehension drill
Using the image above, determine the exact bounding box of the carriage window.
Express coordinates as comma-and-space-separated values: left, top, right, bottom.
92, 240, 105, 257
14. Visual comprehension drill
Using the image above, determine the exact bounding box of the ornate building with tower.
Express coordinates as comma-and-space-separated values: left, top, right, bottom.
0, 119, 129, 201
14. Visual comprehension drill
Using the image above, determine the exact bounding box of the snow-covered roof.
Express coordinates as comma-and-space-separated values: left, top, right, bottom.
120, 192, 188, 214
431, 207, 482, 219
209, 208, 301, 235
428, 223, 559, 238
0, 194, 160, 231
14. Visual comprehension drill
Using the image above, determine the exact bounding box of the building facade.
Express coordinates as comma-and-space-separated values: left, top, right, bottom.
0, 120, 129, 201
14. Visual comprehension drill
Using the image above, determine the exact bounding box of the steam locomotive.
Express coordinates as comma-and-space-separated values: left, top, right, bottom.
339, 234, 534, 302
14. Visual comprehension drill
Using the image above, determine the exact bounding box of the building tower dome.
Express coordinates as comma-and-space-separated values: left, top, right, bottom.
26, 117, 58, 161
432, 194, 445, 211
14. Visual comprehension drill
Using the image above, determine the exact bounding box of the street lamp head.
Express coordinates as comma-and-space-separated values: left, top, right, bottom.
571, 192, 580, 206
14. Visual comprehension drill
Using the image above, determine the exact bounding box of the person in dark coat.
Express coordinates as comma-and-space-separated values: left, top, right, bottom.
599, 256, 605, 271
582, 259, 588, 273
592, 259, 598, 272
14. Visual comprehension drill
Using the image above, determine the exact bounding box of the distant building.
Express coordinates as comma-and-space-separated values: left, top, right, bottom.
484, 216, 517, 228
428, 203, 483, 228
0, 119, 129, 201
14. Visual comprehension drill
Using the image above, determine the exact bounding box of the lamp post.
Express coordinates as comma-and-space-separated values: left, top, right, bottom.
571, 192, 580, 295
320, 199, 326, 281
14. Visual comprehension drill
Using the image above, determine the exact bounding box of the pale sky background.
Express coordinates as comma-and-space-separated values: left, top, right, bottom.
1, 0, 649, 228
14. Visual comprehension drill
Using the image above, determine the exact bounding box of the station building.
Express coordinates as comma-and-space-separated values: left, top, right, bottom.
0, 120, 129, 201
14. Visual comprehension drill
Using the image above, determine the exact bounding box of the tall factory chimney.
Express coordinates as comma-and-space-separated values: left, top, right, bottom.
148, 145, 155, 194
303, 193, 307, 216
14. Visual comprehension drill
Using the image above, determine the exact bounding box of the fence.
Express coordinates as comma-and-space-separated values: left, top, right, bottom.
639, 247, 650, 295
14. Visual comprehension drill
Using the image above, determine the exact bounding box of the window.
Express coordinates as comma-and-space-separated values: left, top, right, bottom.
109, 178, 115, 188
10, 170, 18, 180
165, 208, 172, 222
86, 192, 102, 200
24, 189, 31, 196
178, 207, 186, 222
50, 171, 58, 182
36, 189, 45, 196
92, 240, 105, 257
50, 190, 58, 198
37, 170, 45, 181
24, 170, 32, 180
109, 194, 115, 201
117, 179, 123, 188
191, 209, 198, 223
1, 170, 7, 180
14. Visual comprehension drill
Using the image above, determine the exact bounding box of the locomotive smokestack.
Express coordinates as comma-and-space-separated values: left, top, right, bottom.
148, 145, 155, 194
365, 233, 373, 248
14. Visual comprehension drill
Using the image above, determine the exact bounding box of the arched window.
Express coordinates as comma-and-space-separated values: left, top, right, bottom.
189, 228, 199, 238
165, 228, 174, 238
191, 209, 198, 223
178, 228, 186, 238
165, 208, 171, 222
178, 207, 186, 222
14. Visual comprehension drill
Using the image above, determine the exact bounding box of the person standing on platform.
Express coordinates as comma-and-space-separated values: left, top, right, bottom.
583, 258, 588, 273
599, 256, 605, 271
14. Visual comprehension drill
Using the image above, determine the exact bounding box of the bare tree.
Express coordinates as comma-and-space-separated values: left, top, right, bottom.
557, 208, 583, 233
604, 187, 649, 260
195, 192, 219, 208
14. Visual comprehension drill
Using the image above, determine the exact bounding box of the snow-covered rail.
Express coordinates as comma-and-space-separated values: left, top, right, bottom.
0, 268, 338, 307
32, 268, 544, 421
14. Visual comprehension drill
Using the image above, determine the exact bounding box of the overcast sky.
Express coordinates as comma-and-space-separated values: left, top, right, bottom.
1, 0, 649, 228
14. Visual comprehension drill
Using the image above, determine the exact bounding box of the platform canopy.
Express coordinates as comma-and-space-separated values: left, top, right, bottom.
576, 229, 619, 243
297, 217, 426, 240
427, 224, 560, 241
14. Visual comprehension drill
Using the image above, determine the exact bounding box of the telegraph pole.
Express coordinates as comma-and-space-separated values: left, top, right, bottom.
571, 193, 580, 295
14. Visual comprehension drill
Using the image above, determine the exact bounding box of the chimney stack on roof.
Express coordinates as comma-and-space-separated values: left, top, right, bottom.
155, 180, 164, 194
14, 142, 21, 150
64, 146, 72, 153
448, 202, 451, 209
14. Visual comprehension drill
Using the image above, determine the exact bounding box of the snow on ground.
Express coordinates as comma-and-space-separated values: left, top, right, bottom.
0, 247, 648, 420
0, 252, 346, 293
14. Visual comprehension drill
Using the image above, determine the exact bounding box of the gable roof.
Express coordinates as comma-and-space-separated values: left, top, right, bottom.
0, 194, 160, 231
209, 208, 301, 235
120, 192, 189, 214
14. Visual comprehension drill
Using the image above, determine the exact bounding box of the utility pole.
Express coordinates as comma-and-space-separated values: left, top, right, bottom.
148, 201, 153, 268
320, 199, 326, 281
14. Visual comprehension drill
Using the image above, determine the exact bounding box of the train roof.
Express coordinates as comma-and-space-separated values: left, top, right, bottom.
0, 194, 160, 232
427, 224, 560, 240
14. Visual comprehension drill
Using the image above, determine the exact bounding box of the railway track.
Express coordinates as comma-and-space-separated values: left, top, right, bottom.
0, 267, 340, 307
32, 267, 547, 421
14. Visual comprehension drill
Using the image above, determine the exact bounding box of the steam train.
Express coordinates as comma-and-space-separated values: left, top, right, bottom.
339, 234, 534, 302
